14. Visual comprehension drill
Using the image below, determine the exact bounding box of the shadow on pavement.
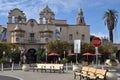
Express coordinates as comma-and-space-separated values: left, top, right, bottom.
0, 75, 20, 80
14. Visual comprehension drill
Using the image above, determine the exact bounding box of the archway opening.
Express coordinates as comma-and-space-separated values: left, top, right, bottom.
27, 48, 36, 63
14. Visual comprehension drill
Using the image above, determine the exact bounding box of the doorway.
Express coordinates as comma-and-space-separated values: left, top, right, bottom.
27, 48, 36, 63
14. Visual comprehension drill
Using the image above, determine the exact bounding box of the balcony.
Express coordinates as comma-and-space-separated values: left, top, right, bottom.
27, 38, 37, 43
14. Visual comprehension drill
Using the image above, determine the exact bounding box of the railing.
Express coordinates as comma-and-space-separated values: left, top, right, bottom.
27, 39, 37, 43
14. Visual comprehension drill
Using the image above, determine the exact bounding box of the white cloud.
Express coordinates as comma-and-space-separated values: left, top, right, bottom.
91, 32, 120, 43
0, 0, 119, 19
91, 32, 108, 39
0, 0, 83, 22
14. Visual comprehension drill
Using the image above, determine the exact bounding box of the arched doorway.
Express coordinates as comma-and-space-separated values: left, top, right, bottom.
27, 48, 36, 63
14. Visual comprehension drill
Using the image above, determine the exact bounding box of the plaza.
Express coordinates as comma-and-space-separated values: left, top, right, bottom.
0, 1, 120, 80
0, 64, 120, 80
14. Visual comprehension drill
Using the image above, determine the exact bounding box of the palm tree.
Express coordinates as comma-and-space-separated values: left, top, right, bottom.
103, 9, 118, 43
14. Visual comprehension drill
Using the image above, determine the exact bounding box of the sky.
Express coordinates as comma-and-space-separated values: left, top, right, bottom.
0, 0, 120, 43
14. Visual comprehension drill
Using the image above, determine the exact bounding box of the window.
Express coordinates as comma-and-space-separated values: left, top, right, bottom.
18, 16, 22, 23
43, 17, 46, 24
45, 38, 48, 42
81, 34, 85, 41
12, 16, 15, 23
69, 34, 73, 40
30, 33, 35, 42
16, 38, 19, 41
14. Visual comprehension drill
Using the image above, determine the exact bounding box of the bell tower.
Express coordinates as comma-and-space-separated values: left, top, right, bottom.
76, 8, 86, 25
39, 5, 55, 24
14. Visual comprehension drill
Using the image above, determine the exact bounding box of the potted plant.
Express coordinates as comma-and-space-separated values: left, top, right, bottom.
61, 58, 68, 64
105, 58, 118, 66
61, 58, 68, 71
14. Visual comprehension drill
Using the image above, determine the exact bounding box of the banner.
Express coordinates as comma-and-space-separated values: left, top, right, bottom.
74, 40, 81, 53
55, 27, 61, 40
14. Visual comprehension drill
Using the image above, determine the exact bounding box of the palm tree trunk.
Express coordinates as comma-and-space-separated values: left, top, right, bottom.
109, 30, 113, 43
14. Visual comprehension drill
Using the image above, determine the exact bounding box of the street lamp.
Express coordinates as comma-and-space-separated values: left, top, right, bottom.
45, 49, 48, 63
20, 49, 25, 64
10, 48, 16, 63
64, 51, 65, 58
45, 52, 47, 63
3, 51, 5, 57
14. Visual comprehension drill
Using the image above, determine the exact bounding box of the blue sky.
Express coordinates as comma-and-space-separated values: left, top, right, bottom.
0, 0, 120, 43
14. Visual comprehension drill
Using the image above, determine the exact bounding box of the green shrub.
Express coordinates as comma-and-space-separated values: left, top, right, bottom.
61, 58, 68, 64
0, 58, 7, 64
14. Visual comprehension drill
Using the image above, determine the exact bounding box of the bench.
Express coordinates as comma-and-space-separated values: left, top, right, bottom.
74, 66, 89, 79
33, 64, 45, 72
74, 67, 107, 80
52, 64, 64, 73
83, 67, 96, 79
33, 63, 64, 73
88, 68, 107, 80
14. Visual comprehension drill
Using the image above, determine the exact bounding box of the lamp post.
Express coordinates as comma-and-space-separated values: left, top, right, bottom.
10, 48, 16, 64
45, 52, 47, 63
3, 51, 5, 58
1, 51, 5, 71
64, 51, 65, 58
20, 49, 25, 64
45, 49, 48, 63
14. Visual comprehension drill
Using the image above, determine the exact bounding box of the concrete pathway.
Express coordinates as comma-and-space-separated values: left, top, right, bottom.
0, 70, 74, 80
0, 70, 120, 80
0, 75, 20, 80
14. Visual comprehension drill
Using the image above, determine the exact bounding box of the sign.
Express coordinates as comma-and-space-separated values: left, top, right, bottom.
74, 40, 81, 53
92, 37, 101, 47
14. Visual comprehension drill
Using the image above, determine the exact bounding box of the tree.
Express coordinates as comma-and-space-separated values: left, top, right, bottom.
90, 35, 96, 43
46, 40, 71, 55
103, 9, 118, 43
81, 42, 95, 54
0, 43, 20, 63
35, 49, 45, 62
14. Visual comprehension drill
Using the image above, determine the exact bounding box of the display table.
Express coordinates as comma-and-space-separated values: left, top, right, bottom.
72, 64, 81, 72
22, 64, 29, 71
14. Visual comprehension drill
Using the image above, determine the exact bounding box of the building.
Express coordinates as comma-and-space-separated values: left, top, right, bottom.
0, 6, 90, 62
6, 5, 90, 51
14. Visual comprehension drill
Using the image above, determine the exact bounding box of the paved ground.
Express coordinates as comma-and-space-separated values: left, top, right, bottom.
0, 75, 20, 80
0, 70, 120, 80
0, 64, 120, 80
0, 70, 74, 80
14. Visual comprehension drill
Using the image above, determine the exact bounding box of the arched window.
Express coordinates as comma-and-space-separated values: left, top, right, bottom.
18, 16, 22, 23
12, 16, 15, 23
43, 17, 46, 24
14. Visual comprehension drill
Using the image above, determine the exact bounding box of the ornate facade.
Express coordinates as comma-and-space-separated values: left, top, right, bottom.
2, 6, 90, 53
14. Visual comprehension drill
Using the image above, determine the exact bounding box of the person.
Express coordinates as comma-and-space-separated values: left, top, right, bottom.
23, 54, 26, 63
58, 57, 61, 63
9, 58, 12, 66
